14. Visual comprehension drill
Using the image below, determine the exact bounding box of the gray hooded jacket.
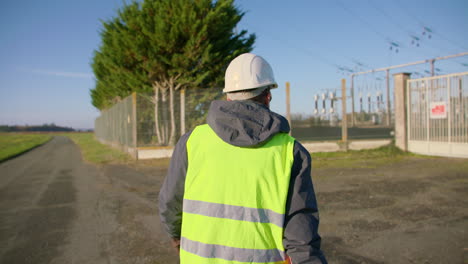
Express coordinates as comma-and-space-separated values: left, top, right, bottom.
158, 100, 327, 263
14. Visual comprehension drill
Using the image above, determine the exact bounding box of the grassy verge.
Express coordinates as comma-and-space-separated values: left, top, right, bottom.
0, 133, 52, 162
64, 132, 131, 164
63, 133, 438, 170
311, 144, 427, 169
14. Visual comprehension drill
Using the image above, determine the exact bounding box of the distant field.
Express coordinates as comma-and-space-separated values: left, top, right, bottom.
0, 133, 52, 162
64, 132, 131, 164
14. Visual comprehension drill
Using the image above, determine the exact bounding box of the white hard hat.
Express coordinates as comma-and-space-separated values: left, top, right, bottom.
223, 53, 278, 94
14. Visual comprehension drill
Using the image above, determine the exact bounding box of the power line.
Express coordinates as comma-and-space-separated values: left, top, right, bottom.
243, 22, 377, 76
391, 0, 468, 51
369, 0, 467, 71
333, 0, 403, 53
368, 0, 463, 59
247, 24, 337, 68
366, 0, 412, 34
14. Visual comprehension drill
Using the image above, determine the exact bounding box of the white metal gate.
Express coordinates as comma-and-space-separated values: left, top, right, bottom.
407, 72, 468, 158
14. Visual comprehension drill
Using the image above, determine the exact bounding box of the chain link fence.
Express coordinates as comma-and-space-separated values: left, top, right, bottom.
290, 80, 394, 142
95, 84, 393, 157
136, 87, 222, 147
95, 94, 136, 152
95, 88, 223, 155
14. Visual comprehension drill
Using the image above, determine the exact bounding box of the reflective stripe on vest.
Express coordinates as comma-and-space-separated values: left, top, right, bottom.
181, 236, 286, 263
183, 199, 284, 228
181, 124, 295, 264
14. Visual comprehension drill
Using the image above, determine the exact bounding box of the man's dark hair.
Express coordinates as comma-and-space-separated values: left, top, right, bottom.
250, 88, 270, 104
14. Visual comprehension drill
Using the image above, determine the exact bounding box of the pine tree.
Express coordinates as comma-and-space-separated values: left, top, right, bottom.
91, 0, 255, 145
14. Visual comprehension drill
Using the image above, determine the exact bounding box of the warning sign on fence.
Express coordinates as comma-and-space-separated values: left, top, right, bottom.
430, 101, 447, 119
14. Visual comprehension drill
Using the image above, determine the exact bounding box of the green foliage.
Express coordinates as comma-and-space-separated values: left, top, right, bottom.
0, 134, 52, 162
185, 87, 224, 131
90, 0, 255, 110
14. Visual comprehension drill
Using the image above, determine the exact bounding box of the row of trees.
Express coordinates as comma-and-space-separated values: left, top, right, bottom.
0, 124, 75, 132
91, 0, 255, 145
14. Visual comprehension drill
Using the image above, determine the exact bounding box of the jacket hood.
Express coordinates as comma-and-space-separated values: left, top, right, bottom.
206, 100, 290, 147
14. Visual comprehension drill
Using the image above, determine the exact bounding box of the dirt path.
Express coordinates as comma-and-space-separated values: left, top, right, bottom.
1, 136, 466, 263
315, 157, 468, 264
0, 136, 84, 263
0, 136, 176, 264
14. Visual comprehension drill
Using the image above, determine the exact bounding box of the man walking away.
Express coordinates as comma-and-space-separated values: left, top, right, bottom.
159, 53, 327, 264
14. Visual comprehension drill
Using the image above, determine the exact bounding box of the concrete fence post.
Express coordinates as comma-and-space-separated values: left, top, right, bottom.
132, 92, 138, 159
393, 72, 411, 151
180, 89, 186, 136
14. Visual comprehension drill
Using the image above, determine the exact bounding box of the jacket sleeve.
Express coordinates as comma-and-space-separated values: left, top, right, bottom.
158, 131, 192, 239
283, 141, 327, 264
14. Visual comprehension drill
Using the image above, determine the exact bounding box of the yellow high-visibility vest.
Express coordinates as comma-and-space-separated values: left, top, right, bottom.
181, 124, 295, 264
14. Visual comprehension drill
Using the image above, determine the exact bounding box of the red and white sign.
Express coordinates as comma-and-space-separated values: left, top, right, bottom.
430, 101, 447, 119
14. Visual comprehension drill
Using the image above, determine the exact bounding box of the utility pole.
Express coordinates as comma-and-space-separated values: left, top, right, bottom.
430, 59, 435, 76
351, 75, 355, 127
341, 79, 348, 144
386, 69, 391, 126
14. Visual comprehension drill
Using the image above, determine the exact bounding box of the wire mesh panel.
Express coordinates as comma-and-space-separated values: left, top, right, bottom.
184, 87, 223, 133
135, 87, 223, 147
94, 94, 135, 148
292, 83, 393, 142
408, 80, 428, 141
450, 74, 468, 143
407, 72, 468, 157
351, 73, 392, 127
136, 91, 181, 147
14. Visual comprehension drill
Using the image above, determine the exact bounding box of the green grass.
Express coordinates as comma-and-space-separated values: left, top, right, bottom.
0, 133, 52, 162
311, 144, 424, 169
64, 132, 131, 164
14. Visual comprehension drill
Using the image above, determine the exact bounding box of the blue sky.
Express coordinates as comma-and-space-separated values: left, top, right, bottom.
1, 0, 467, 129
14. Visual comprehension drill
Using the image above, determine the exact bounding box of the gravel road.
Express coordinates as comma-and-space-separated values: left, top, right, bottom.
1, 136, 467, 264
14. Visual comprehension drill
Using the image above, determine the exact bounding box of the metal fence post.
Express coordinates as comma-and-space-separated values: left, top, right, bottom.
286, 82, 291, 136
447, 76, 451, 144
386, 69, 391, 126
